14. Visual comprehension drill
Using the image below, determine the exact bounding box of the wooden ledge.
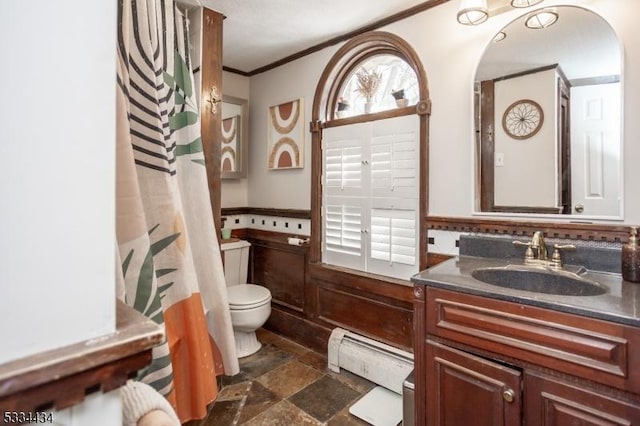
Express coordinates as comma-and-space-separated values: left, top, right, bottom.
0, 301, 164, 412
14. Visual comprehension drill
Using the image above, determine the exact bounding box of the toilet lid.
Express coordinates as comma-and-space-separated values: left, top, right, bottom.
227, 284, 271, 309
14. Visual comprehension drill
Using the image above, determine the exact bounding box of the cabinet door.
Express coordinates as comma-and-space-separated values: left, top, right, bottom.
525, 372, 640, 425
426, 340, 522, 426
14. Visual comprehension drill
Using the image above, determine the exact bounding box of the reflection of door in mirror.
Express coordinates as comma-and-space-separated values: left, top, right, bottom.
480, 66, 566, 214
570, 82, 621, 216
474, 6, 622, 219
221, 96, 248, 179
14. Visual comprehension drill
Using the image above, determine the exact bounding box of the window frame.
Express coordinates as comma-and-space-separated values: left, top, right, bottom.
310, 31, 431, 278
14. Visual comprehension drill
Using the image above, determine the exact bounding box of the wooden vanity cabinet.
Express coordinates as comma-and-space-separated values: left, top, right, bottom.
525, 372, 640, 425
426, 340, 522, 426
414, 286, 640, 425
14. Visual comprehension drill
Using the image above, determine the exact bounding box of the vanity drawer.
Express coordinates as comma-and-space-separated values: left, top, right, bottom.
425, 287, 640, 394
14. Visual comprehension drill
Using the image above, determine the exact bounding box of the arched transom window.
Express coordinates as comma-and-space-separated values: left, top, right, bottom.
335, 54, 419, 118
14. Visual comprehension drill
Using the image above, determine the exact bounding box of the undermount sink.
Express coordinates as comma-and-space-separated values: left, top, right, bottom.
471, 266, 607, 296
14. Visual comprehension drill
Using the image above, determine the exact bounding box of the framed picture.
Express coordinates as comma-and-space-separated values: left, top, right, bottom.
267, 98, 304, 170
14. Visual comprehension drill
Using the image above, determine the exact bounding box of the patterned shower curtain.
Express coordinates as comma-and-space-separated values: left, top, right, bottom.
115, 0, 239, 422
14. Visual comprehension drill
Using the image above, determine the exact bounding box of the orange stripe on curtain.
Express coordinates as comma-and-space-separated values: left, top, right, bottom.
164, 293, 218, 422
209, 336, 226, 376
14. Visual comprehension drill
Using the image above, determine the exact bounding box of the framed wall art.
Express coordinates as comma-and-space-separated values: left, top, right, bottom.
267, 98, 304, 170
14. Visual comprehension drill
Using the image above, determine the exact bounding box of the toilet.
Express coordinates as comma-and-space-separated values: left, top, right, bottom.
221, 239, 272, 358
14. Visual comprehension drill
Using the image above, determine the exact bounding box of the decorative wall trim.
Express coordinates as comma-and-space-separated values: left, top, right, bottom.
221, 212, 311, 236
427, 216, 630, 243
0, 302, 163, 412
222, 207, 311, 219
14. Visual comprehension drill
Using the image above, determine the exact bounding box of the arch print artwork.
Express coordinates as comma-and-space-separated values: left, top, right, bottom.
267, 98, 304, 169
221, 115, 239, 172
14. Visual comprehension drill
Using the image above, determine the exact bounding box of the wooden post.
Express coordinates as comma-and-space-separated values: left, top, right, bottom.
200, 8, 224, 237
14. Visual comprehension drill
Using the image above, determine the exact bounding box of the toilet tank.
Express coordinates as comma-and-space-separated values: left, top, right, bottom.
220, 239, 251, 287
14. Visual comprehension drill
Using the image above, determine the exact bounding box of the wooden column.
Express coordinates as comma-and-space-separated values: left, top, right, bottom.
200, 8, 224, 236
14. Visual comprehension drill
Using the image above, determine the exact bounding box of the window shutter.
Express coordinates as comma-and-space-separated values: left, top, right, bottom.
325, 145, 363, 193
371, 116, 418, 199
322, 116, 419, 280
323, 198, 365, 271
368, 199, 418, 279
323, 123, 368, 197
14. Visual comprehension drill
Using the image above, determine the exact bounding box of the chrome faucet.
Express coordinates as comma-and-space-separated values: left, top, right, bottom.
513, 231, 575, 269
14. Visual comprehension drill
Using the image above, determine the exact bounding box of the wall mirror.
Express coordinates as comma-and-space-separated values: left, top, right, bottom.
221, 95, 248, 179
474, 6, 622, 219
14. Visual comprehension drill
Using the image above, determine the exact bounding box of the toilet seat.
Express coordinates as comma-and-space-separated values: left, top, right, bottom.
228, 284, 271, 310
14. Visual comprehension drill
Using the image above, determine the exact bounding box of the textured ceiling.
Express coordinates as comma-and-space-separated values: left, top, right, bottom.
181, 1, 619, 78
192, 0, 431, 73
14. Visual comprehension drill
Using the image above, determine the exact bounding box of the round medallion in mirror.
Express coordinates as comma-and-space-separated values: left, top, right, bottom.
501, 99, 543, 140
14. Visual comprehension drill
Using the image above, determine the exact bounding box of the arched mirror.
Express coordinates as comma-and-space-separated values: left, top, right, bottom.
474, 6, 622, 219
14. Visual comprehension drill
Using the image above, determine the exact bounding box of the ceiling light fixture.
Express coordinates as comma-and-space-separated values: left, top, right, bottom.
457, 0, 489, 26
511, 0, 544, 8
525, 10, 558, 29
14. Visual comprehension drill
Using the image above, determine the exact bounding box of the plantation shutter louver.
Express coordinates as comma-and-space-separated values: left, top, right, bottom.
369, 200, 418, 279
323, 199, 365, 270
371, 128, 417, 199
324, 122, 367, 197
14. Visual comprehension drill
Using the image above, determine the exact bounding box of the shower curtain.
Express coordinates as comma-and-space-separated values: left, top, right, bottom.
115, 0, 239, 422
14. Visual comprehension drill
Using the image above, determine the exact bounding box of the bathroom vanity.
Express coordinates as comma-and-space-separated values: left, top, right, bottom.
411, 236, 640, 425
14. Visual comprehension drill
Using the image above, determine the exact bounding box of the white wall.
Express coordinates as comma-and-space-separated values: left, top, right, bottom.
241, 0, 640, 224
0, 1, 120, 423
247, 52, 332, 209
0, 0, 116, 362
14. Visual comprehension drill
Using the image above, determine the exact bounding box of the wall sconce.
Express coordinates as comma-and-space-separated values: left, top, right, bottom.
511, 0, 544, 7
525, 10, 558, 29
206, 85, 222, 114
457, 0, 489, 25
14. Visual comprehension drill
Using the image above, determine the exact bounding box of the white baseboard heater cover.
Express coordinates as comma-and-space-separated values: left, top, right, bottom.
328, 327, 413, 395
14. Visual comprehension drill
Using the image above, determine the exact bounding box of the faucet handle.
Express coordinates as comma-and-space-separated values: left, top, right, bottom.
513, 240, 534, 261
551, 244, 576, 268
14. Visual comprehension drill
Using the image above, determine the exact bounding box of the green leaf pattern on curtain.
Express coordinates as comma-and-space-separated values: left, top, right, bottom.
163, 52, 205, 164
122, 225, 179, 388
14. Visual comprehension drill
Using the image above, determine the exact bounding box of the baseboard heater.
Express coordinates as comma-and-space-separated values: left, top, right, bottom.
328, 327, 413, 395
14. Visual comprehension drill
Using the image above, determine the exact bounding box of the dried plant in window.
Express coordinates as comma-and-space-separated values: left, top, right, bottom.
354, 69, 382, 102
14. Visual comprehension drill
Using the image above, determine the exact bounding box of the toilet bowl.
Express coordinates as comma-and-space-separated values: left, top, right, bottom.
221, 240, 272, 358
228, 284, 272, 357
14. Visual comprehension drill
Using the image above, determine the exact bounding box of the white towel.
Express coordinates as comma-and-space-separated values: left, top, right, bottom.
120, 381, 180, 426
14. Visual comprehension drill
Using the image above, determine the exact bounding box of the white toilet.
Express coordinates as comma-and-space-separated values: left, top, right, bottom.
221, 239, 272, 358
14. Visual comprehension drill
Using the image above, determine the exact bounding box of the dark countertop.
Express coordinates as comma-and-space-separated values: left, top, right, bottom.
411, 255, 640, 327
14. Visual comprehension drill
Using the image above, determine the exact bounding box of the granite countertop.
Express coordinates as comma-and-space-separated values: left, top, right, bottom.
411, 255, 640, 327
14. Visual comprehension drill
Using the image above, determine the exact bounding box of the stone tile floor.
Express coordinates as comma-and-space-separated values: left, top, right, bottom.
186, 328, 380, 425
